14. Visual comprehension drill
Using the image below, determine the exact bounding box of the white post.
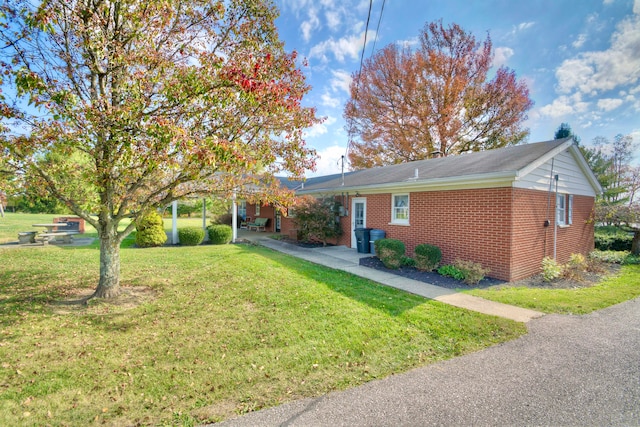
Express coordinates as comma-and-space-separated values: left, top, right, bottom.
202, 198, 208, 242
232, 193, 237, 243
172, 200, 178, 245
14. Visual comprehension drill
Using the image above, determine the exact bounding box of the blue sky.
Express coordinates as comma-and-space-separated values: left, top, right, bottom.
275, 0, 640, 176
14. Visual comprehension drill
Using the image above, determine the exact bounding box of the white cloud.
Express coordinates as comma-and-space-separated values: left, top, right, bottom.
304, 116, 337, 138
307, 144, 347, 177
572, 33, 588, 49
493, 47, 514, 67
635, 0, 640, 14
539, 94, 591, 118
396, 37, 419, 49
301, 8, 320, 42
517, 22, 535, 31
309, 30, 375, 62
597, 98, 624, 111
321, 92, 341, 108
330, 69, 352, 94
555, 13, 640, 95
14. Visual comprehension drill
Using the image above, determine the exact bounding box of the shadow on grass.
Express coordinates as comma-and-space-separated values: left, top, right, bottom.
235, 243, 429, 316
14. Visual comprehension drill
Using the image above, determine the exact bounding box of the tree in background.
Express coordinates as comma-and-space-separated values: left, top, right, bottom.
0, 0, 318, 298
345, 20, 533, 169
596, 203, 640, 255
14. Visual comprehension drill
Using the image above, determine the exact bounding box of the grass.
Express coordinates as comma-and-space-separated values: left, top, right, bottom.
0, 214, 526, 425
466, 264, 640, 315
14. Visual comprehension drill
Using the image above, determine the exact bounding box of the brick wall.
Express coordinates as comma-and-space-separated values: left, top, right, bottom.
352, 188, 595, 281
246, 203, 276, 232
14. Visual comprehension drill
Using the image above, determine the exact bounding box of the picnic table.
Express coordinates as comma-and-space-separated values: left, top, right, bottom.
33, 223, 67, 233
31, 223, 75, 244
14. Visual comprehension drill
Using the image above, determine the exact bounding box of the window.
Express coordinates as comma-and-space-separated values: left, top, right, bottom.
556, 194, 573, 226
255, 204, 261, 216
238, 200, 247, 220
392, 194, 409, 224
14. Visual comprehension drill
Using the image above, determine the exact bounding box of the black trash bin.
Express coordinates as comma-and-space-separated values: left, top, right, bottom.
354, 228, 372, 253
369, 229, 386, 255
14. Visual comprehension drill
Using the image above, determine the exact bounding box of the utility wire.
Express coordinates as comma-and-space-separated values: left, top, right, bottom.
370, 0, 386, 55
345, 0, 375, 163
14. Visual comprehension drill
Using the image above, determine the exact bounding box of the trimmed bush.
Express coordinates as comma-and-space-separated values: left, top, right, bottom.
207, 224, 233, 245
437, 264, 465, 280
178, 227, 205, 246
414, 244, 442, 271
401, 256, 416, 267
594, 227, 632, 251
135, 210, 167, 248
453, 259, 490, 285
374, 238, 405, 269
589, 249, 629, 264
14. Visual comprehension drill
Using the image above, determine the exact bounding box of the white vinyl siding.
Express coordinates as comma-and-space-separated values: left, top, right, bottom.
515, 150, 596, 197
392, 194, 409, 224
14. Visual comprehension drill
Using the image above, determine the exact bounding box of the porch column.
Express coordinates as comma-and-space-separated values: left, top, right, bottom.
232, 193, 237, 243
202, 198, 209, 242
172, 200, 178, 245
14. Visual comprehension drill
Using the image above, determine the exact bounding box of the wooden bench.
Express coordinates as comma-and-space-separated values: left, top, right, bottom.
35, 231, 78, 245
247, 217, 269, 232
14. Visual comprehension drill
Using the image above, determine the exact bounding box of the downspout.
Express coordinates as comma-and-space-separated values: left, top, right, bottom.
543, 158, 555, 257
554, 174, 559, 260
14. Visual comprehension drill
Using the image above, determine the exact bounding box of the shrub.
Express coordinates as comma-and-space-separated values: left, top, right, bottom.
374, 238, 405, 269
594, 227, 633, 251
401, 256, 416, 267
414, 244, 442, 271
453, 259, 490, 285
178, 227, 205, 246
293, 196, 342, 246
541, 256, 562, 282
589, 249, 629, 264
207, 224, 233, 245
437, 264, 465, 281
562, 253, 587, 280
135, 210, 167, 248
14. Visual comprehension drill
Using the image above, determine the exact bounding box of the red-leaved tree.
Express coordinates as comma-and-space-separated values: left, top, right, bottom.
0, 0, 319, 298
345, 20, 533, 169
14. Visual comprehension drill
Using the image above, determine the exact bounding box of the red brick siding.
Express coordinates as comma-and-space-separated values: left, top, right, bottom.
349, 188, 594, 281
246, 203, 276, 232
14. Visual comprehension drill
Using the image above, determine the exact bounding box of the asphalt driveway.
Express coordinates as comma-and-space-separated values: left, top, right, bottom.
214, 297, 640, 426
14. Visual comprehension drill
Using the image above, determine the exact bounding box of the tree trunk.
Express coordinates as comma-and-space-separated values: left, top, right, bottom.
632, 230, 640, 255
93, 226, 121, 298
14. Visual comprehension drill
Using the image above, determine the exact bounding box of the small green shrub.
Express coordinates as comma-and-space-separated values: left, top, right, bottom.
178, 227, 205, 246
414, 244, 442, 271
437, 264, 465, 280
589, 249, 630, 264
594, 227, 633, 251
207, 224, 233, 245
453, 259, 490, 285
401, 256, 416, 267
541, 256, 562, 282
374, 238, 405, 269
135, 210, 167, 248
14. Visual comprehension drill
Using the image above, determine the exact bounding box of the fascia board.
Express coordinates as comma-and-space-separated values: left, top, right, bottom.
515, 139, 574, 180
297, 171, 516, 195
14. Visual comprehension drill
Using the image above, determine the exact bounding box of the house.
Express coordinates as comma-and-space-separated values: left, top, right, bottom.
249, 138, 602, 281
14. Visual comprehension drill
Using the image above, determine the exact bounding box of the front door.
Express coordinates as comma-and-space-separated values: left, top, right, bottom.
351, 198, 366, 248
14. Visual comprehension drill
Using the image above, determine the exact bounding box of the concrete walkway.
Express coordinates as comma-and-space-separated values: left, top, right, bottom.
252, 236, 543, 323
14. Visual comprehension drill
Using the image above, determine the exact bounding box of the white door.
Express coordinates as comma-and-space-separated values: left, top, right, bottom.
351, 198, 366, 248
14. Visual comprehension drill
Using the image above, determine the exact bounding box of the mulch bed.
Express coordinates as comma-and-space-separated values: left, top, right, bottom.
359, 256, 621, 290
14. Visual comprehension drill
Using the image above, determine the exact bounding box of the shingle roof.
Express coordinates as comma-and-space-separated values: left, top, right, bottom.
299, 138, 573, 192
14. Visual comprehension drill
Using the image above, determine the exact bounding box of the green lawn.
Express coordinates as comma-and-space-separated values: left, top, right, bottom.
467, 264, 640, 314
0, 213, 526, 425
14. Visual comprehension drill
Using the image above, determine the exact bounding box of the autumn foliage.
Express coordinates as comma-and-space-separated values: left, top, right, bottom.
345, 20, 533, 169
0, 0, 319, 297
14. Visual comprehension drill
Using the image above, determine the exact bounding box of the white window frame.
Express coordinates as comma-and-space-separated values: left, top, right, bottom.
391, 194, 410, 225
568, 195, 573, 225
556, 194, 566, 226
255, 204, 261, 216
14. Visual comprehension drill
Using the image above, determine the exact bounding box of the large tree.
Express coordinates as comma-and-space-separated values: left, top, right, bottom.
0, 0, 319, 298
345, 20, 533, 168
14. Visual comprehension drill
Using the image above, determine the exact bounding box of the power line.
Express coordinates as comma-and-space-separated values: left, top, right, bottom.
370, 0, 386, 56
